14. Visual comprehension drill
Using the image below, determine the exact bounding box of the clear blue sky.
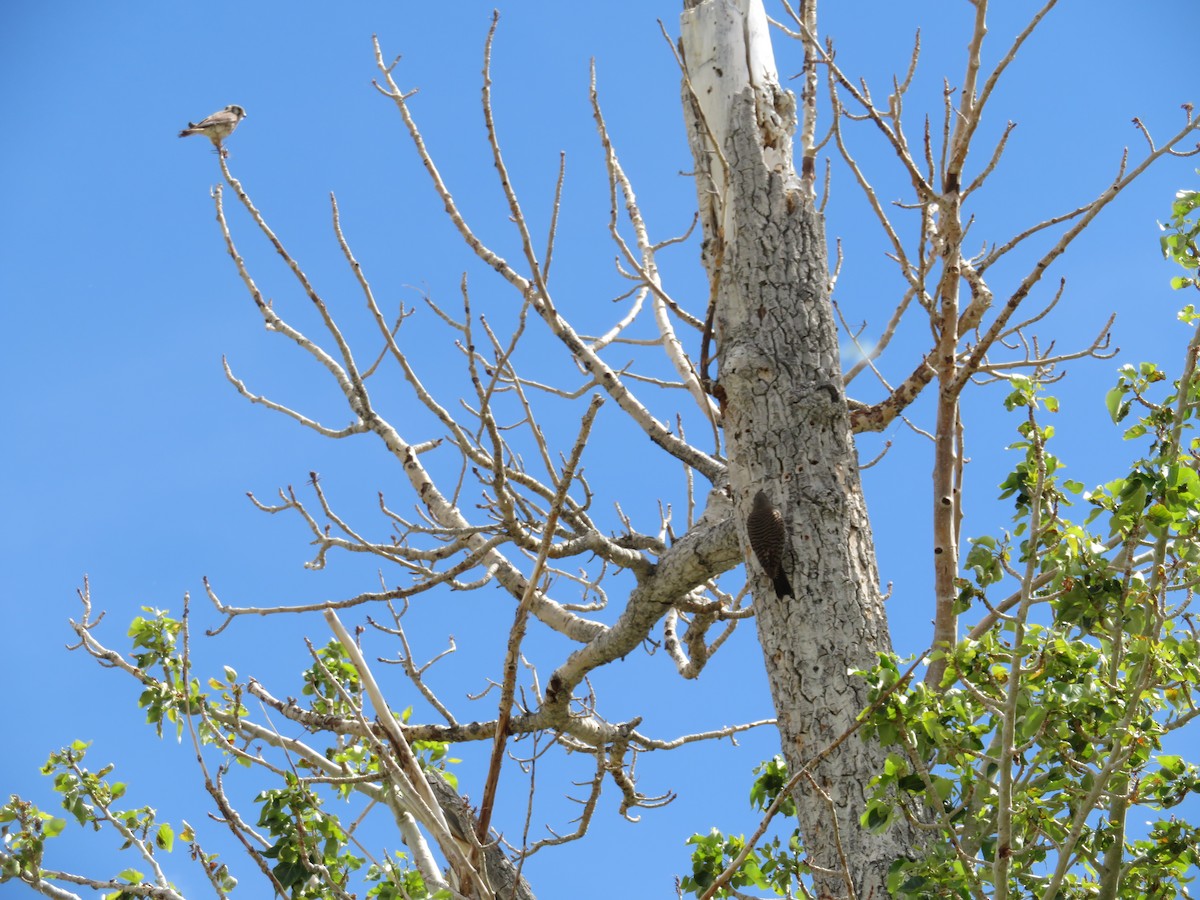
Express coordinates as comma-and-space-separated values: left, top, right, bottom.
2, 1, 1197, 895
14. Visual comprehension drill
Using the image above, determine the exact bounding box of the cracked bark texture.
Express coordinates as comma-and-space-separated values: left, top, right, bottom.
681, 1, 922, 895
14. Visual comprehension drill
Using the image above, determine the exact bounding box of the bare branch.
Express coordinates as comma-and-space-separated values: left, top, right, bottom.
477, 395, 604, 843
372, 36, 724, 481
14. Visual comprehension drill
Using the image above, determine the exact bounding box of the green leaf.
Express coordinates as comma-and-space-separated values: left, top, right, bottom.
1017, 704, 1047, 742
43, 816, 67, 838
1157, 755, 1185, 775
156, 823, 174, 852
1104, 386, 1128, 423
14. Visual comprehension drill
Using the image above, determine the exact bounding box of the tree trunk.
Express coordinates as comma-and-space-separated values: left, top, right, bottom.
680, 1, 922, 895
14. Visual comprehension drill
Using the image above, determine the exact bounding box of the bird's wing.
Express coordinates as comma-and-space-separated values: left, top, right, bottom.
193, 110, 235, 129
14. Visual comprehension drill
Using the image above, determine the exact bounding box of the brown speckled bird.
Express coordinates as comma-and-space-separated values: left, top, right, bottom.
747, 490, 792, 599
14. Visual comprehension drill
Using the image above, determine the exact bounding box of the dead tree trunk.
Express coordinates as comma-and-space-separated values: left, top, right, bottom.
680, 1, 922, 894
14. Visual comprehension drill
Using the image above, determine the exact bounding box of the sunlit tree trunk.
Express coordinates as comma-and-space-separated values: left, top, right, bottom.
680, 1, 922, 894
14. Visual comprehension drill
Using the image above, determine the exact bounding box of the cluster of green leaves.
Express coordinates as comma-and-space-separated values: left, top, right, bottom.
293, 641, 460, 797
1, 784, 68, 887
1161, 187, 1200, 291
362, 851, 447, 900
256, 774, 363, 896
303, 639, 362, 716
4, 613, 459, 896
129, 607, 205, 740
679, 757, 807, 897
0, 741, 229, 897
862, 362, 1200, 896
247, 644, 457, 896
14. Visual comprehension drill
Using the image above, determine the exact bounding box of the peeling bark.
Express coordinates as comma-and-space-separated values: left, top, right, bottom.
681, 1, 922, 894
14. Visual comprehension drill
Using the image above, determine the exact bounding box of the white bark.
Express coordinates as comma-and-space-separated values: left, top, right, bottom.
681, 0, 800, 280
681, 2, 922, 895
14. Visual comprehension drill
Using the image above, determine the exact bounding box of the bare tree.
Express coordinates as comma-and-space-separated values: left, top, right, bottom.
6, 1, 1198, 898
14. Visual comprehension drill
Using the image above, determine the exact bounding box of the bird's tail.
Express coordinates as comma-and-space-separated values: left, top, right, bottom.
178, 124, 198, 138
773, 571, 793, 599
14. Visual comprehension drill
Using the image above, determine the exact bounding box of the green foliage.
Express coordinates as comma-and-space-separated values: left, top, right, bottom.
680, 826, 808, 899
749, 756, 795, 817
861, 365, 1200, 896
302, 639, 362, 717
680, 757, 808, 897
403, 705, 462, 789
0, 742, 189, 896
0, 794, 65, 884
5, 607, 459, 896
127, 607, 209, 740
1160, 187, 1200, 290
1105, 362, 1168, 432
256, 775, 364, 896
363, 851, 449, 899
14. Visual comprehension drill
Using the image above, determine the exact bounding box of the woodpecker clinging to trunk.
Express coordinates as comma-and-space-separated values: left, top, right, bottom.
747, 490, 793, 599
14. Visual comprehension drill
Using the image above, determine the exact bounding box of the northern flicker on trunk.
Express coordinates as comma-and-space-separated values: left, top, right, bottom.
747, 490, 792, 599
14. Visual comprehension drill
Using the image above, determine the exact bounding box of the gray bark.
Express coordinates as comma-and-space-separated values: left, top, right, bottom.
426, 771, 536, 900
681, 2, 922, 895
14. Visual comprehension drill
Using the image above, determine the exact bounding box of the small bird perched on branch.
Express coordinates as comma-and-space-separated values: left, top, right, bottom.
178, 105, 247, 156
747, 490, 793, 599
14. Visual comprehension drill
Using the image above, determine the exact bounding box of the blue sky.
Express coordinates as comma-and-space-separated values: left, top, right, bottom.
2, 1, 1198, 895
